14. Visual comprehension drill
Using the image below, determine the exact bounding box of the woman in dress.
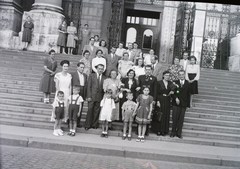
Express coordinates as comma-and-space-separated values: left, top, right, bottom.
120, 69, 138, 121
66, 22, 77, 55
118, 52, 134, 79
39, 49, 58, 104
98, 39, 108, 58
80, 24, 91, 52
22, 16, 34, 51
57, 20, 67, 54
131, 42, 142, 65
103, 69, 122, 123
92, 49, 106, 73
185, 55, 200, 107
54, 60, 72, 122
151, 70, 174, 136
167, 57, 184, 82
132, 58, 145, 83
79, 50, 91, 76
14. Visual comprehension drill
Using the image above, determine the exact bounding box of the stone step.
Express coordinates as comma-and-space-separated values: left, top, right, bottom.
185, 111, 240, 122
196, 94, 240, 102
189, 107, 240, 117
198, 89, 240, 97
184, 116, 240, 128
200, 67, 240, 76
193, 98, 240, 107
193, 102, 240, 112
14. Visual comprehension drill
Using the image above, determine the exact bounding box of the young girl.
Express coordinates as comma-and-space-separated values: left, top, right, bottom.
51, 91, 65, 136
67, 86, 83, 136
121, 92, 137, 141
133, 87, 153, 142
99, 89, 116, 138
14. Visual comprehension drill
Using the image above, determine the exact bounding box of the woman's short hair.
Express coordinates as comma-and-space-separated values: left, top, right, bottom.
126, 69, 136, 78
122, 51, 129, 56
162, 70, 170, 79
136, 58, 144, 67
83, 50, 90, 56
99, 39, 107, 47
108, 69, 118, 78
96, 49, 103, 55
49, 49, 55, 55
60, 60, 70, 66
189, 55, 197, 62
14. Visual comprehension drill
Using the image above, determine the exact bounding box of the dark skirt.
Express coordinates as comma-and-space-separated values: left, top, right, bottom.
151, 96, 171, 133
22, 28, 32, 42
39, 73, 56, 93
188, 73, 198, 94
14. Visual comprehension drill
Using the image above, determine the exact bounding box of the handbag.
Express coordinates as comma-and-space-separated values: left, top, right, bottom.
152, 107, 162, 122
74, 35, 78, 40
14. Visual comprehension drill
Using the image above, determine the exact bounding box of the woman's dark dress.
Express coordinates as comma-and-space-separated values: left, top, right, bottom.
188, 73, 198, 94
22, 21, 34, 42
151, 80, 173, 134
39, 58, 57, 93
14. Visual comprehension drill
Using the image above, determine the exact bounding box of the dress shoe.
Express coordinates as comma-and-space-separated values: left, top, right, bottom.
85, 127, 89, 131
176, 135, 183, 139
170, 133, 175, 138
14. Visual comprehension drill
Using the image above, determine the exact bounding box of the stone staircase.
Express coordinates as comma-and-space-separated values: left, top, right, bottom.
0, 48, 240, 148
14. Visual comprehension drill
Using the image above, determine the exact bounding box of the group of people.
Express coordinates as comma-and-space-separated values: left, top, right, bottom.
39, 38, 200, 142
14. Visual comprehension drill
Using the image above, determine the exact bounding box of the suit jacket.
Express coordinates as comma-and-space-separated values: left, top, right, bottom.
172, 80, 190, 108
138, 75, 158, 101
105, 53, 121, 77
82, 44, 98, 63
87, 73, 107, 102
152, 63, 164, 81
157, 80, 174, 101
71, 71, 88, 100
179, 59, 190, 71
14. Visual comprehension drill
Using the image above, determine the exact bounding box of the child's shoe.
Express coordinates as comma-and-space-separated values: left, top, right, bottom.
53, 130, 59, 136
71, 132, 75, 136
105, 132, 108, 138
100, 132, 105, 138
141, 136, 145, 143
128, 135, 131, 141
136, 136, 141, 142
122, 134, 126, 140
58, 130, 64, 136
68, 132, 72, 136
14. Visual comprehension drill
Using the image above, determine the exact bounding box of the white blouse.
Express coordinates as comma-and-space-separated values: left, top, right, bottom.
185, 64, 200, 81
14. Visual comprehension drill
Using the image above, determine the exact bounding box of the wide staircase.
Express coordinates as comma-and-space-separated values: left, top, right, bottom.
0, 48, 240, 148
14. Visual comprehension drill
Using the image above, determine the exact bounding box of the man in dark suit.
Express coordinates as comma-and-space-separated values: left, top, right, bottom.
105, 46, 121, 77
84, 64, 106, 130
137, 65, 158, 135
171, 69, 190, 139
71, 62, 88, 127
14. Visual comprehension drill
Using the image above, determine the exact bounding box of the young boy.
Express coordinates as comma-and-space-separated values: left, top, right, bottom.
52, 91, 65, 136
67, 86, 84, 136
121, 92, 137, 140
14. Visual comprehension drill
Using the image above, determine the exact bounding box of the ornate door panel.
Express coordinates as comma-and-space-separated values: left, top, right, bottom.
62, 0, 82, 54
108, 0, 125, 49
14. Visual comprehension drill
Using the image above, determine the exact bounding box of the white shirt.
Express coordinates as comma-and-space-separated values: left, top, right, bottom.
77, 71, 84, 86
67, 94, 83, 105
115, 48, 126, 57
180, 80, 185, 86
183, 59, 188, 71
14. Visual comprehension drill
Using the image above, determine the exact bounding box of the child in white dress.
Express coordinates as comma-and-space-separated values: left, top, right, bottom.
99, 89, 116, 138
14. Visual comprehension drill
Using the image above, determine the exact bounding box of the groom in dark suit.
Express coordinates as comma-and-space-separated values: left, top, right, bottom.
84, 64, 106, 130
71, 62, 88, 127
171, 69, 190, 139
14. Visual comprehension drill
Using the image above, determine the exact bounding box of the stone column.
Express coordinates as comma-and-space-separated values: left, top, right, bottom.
228, 32, 240, 72
0, 0, 23, 49
20, 0, 65, 52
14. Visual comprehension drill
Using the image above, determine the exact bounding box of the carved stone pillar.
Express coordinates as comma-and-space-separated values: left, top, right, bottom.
19, 0, 65, 52
0, 0, 23, 48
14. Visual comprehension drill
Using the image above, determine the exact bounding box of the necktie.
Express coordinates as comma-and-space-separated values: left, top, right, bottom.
98, 75, 101, 87
152, 64, 155, 71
